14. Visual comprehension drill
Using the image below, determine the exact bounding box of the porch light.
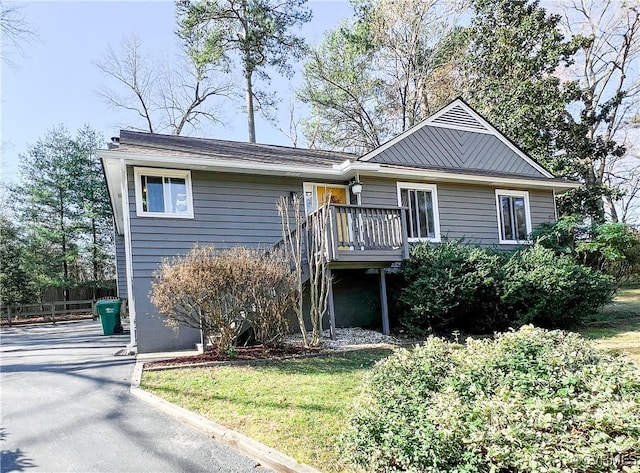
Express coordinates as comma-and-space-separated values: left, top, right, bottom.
350, 179, 363, 196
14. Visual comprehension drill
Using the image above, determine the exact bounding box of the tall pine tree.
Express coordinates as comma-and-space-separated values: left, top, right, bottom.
12, 125, 113, 300
177, 0, 312, 143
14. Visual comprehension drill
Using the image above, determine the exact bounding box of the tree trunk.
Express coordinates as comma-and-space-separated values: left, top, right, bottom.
245, 70, 256, 143
606, 195, 619, 223
59, 191, 69, 302
92, 217, 98, 300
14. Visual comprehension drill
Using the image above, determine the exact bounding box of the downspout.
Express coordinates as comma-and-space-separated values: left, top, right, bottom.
552, 189, 558, 221
120, 159, 137, 353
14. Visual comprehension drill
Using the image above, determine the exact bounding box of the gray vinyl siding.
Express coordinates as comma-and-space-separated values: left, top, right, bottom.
127, 169, 307, 278
127, 168, 311, 352
370, 126, 547, 178
133, 278, 200, 353
114, 232, 128, 299
361, 177, 556, 246
126, 168, 556, 352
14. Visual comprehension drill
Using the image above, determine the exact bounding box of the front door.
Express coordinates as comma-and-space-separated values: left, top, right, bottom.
303, 183, 348, 214
303, 183, 351, 249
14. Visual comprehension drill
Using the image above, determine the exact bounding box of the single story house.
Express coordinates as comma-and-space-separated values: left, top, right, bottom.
99, 98, 578, 353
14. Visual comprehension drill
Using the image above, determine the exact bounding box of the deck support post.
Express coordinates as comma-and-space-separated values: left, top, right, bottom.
379, 268, 390, 336
327, 267, 336, 340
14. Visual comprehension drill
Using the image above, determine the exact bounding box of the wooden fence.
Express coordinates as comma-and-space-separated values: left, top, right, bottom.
0, 300, 97, 326
40, 284, 116, 303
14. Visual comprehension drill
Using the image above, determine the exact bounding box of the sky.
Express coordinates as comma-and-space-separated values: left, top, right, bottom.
0, 0, 353, 183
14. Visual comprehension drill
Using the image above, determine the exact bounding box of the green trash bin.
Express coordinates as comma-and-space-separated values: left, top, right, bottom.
96, 300, 122, 336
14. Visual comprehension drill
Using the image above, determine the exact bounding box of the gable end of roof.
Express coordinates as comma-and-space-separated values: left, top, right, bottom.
359, 98, 555, 179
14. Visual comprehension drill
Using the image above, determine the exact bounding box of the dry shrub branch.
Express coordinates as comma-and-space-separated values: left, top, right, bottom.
277, 194, 332, 347
150, 245, 295, 352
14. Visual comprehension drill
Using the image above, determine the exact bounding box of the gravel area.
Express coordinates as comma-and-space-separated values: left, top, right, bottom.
285, 327, 400, 350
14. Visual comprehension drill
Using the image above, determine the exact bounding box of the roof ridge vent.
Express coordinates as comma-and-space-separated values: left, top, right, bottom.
431, 104, 489, 132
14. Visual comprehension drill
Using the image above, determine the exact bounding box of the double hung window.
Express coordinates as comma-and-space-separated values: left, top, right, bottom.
134, 168, 193, 218
397, 183, 440, 242
495, 189, 531, 243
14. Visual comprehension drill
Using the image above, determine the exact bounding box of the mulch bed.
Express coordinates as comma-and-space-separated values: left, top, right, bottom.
146, 344, 323, 369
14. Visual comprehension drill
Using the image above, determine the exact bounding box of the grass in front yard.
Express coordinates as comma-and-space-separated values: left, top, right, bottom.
594, 283, 640, 320
141, 348, 394, 471
580, 283, 640, 364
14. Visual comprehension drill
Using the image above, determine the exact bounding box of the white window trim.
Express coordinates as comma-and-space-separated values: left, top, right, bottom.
134, 167, 194, 219
495, 189, 532, 244
396, 182, 441, 243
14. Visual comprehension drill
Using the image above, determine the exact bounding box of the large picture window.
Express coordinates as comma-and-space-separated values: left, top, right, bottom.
134, 168, 194, 218
495, 189, 531, 243
397, 183, 440, 242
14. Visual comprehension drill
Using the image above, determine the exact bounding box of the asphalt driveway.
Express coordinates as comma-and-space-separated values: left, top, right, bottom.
0, 320, 268, 473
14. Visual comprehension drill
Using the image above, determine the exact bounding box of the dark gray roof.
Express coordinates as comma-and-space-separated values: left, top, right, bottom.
118, 130, 355, 166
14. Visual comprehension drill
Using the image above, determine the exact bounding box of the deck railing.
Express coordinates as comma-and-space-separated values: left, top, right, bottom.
311, 204, 409, 262
271, 204, 410, 269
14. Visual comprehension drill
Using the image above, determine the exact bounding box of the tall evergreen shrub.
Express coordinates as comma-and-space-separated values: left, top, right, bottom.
399, 241, 506, 333
399, 240, 616, 333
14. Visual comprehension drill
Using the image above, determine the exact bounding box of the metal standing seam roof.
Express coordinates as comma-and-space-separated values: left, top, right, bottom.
117, 130, 355, 167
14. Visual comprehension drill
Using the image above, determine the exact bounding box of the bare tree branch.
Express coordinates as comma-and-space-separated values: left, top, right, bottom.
1, 2, 38, 64
95, 34, 233, 135
556, 0, 640, 221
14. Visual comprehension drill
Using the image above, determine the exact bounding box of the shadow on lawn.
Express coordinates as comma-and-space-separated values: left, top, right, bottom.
0, 428, 37, 473
581, 284, 640, 339
142, 348, 396, 415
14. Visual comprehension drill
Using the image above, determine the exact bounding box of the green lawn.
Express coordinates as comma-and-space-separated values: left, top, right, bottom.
141, 348, 393, 472
580, 283, 640, 364
141, 286, 640, 472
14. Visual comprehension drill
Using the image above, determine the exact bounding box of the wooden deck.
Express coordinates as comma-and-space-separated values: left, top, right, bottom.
310, 204, 409, 266
273, 204, 409, 338
308, 204, 410, 338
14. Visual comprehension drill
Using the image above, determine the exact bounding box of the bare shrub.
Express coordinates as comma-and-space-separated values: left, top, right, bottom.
277, 195, 332, 347
248, 249, 296, 347
150, 245, 295, 352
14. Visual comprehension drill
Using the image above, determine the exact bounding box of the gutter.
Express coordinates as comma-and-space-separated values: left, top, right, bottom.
103, 150, 578, 191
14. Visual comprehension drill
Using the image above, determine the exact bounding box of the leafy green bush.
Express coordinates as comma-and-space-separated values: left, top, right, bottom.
533, 216, 640, 282
399, 240, 507, 333
399, 241, 616, 333
342, 326, 640, 472
502, 244, 616, 328
581, 223, 640, 282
